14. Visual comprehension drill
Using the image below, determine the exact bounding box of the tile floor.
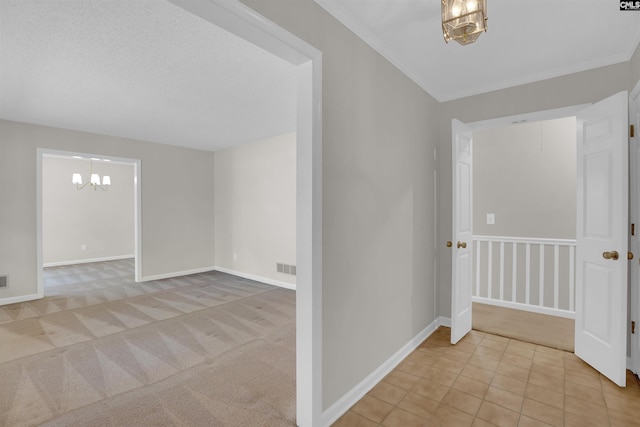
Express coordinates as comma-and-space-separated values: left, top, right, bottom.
334, 327, 640, 427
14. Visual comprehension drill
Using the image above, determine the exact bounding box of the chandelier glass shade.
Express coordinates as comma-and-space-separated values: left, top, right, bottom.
72, 160, 111, 191
442, 0, 487, 45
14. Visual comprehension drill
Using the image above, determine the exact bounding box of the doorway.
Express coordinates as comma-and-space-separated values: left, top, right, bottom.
471, 116, 577, 351
451, 93, 633, 386
149, 1, 324, 424
450, 104, 586, 346
37, 149, 142, 292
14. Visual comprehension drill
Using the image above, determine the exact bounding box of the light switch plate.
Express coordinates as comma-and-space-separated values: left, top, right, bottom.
487, 213, 495, 225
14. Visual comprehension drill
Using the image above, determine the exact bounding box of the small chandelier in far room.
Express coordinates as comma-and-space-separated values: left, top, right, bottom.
72, 159, 111, 191
442, 0, 487, 45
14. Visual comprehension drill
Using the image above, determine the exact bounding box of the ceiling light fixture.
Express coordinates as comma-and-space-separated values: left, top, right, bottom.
442, 0, 487, 45
72, 159, 111, 191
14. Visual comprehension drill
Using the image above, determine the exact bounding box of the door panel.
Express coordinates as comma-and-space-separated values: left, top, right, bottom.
451, 119, 473, 344
575, 91, 628, 387
631, 82, 640, 375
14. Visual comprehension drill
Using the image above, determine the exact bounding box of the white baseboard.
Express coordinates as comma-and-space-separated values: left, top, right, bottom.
213, 266, 296, 290
437, 316, 451, 327
43, 254, 135, 268
0, 292, 42, 307
472, 296, 575, 320
320, 318, 441, 427
140, 266, 216, 282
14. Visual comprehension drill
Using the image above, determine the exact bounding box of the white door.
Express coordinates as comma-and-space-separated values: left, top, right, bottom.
575, 91, 629, 387
630, 82, 640, 375
451, 119, 473, 344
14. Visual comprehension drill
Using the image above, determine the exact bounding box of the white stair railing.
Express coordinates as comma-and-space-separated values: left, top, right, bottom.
473, 235, 576, 319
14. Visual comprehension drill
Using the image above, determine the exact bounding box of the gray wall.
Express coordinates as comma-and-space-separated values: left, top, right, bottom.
632, 42, 640, 83
473, 117, 576, 239
438, 61, 635, 318
239, 0, 440, 409
214, 132, 296, 285
42, 156, 135, 265
0, 120, 215, 299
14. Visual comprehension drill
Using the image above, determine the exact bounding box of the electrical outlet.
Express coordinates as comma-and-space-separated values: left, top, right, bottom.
81, 244, 87, 251
486, 213, 495, 225
233, 253, 237, 261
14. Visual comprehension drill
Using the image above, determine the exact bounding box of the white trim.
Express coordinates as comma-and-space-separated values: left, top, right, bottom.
320, 319, 441, 427
473, 235, 576, 246
140, 266, 216, 282
134, 158, 142, 283
473, 296, 575, 320
467, 104, 589, 131
214, 266, 296, 290
628, 356, 634, 372
43, 254, 135, 268
0, 293, 42, 306
437, 316, 452, 328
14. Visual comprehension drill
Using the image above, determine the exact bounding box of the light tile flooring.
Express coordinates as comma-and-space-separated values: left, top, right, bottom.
334, 327, 640, 427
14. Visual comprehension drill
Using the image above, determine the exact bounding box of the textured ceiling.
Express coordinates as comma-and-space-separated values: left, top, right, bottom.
0, 0, 297, 152
3, 1, 639, 151
314, 0, 640, 102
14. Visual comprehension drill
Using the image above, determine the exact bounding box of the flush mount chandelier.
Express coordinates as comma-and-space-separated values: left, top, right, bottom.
442, 0, 488, 45
72, 158, 111, 191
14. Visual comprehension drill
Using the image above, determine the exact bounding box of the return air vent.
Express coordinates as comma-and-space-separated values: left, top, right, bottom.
277, 263, 296, 276
0, 276, 7, 288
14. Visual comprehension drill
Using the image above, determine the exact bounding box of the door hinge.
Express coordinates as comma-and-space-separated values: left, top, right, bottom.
632, 223, 635, 236
632, 125, 635, 138
633, 321, 636, 334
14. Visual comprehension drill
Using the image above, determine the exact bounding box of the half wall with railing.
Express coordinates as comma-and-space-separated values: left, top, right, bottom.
473, 235, 576, 319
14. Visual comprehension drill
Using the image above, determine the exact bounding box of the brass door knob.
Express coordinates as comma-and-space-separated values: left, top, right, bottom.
446, 241, 452, 247
457, 241, 467, 249
629, 252, 634, 260
603, 251, 619, 260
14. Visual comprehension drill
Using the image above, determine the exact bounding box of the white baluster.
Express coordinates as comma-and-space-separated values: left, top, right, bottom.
539, 245, 544, 307
499, 241, 505, 301
512, 243, 517, 303
525, 243, 531, 305
553, 245, 559, 309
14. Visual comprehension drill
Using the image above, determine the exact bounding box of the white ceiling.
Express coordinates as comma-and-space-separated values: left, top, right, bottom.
314, 0, 640, 102
0, 0, 297, 152
2, 1, 640, 152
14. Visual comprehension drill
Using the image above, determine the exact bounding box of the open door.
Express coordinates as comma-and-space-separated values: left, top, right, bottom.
575, 91, 629, 387
451, 119, 473, 344
631, 82, 640, 376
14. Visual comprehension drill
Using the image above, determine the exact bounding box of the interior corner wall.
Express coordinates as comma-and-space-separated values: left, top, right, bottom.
42, 156, 135, 265
0, 119, 215, 301
214, 132, 296, 286
240, 0, 441, 410
473, 117, 577, 239
437, 61, 634, 319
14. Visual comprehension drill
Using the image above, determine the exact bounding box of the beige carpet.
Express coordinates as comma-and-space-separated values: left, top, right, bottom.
472, 302, 574, 352
0, 260, 296, 426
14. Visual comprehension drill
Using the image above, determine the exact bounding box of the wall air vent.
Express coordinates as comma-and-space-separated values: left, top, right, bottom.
277, 263, 296, 276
